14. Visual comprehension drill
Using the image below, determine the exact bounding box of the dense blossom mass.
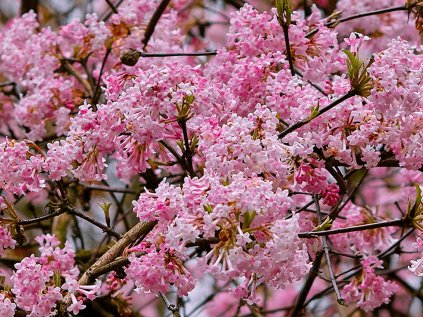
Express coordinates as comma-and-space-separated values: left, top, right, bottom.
0, 0, 422, 316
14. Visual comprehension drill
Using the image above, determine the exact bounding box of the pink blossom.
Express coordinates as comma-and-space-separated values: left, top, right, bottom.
344, 32, 370, 53
342, 256, 398, 311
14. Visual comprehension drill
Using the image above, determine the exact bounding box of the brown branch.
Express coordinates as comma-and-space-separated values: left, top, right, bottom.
65, 206, 121, 239
61, 60, 93, 97
20, 0, 38, 15
159, 140, 191, 174
142, 0, 171, 50
91, 48, 112, 107
78, 221, 157, 285
102, 0, 125, 21
282, 25, 295, 76
178, 119, 195, 177
18, 210, 64, 226
289, 251, 324, 316
314, 195, 345, 306
104, 0, 118, 13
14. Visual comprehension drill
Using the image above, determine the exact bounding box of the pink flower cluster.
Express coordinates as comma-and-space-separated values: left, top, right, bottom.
130, 172, 310, 302
1, 235, 101, 316
0, 0, 421, 315
342, 256, 398, 311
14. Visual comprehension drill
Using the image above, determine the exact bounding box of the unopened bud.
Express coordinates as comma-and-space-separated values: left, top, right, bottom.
275, 0, 292, 26
120, 49, 142, 66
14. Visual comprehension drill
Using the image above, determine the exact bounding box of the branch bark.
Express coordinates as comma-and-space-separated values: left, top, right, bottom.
78, 221, 157, 285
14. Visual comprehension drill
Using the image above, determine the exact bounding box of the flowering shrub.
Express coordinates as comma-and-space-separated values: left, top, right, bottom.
0, 0, 422, 316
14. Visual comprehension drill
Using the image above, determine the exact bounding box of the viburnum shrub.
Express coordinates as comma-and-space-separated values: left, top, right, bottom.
0, 0, 422, 316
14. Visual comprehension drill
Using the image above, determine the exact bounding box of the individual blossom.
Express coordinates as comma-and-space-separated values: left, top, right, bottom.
0, 292, 16, 317
409, 236, 423, 276
0, 225, 16, 257
344, 32, 370, 53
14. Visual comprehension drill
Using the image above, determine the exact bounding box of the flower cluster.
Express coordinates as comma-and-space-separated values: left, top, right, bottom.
2, 235, 101, 316
342, 256, 398, 311
0, 0, 421, 316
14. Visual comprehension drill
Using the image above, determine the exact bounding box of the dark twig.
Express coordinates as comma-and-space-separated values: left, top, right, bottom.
20, 0, 38, 15
144, 51, 217, 57
306, 5, 408, 38
84, 185, 136, 194
279, 91, 355, 139
289, 251, 324, 316
282, 25, 295, 76
18, 210, 64, 226
299, 218, 404, 238
91, 48, 112, 107
314, 195, 345, 305
178, 120, 195, 177
102, 0, 124, 21
104, 0, 118, 13
143, 0, 171, 50
66, 206, 121, 239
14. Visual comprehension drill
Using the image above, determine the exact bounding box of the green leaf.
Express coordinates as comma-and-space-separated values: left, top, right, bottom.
313, 217, 333, 232
203, 204, 213, 214
53, 271, 62, 287
408, 184, 422, 220
98, 201, 113, 228
276, 0, 292, 25
346, 168, 367, 195
308, 103, 320, 121
242, 210, 257, 229
343, 50, 374, 97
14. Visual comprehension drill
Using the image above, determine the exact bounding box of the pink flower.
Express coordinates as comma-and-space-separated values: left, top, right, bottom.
0, 225, 16, 256
67, 294, 86, 315
409, 237, 423, 276
344, 32, 370, 53
0, 293, 16, 317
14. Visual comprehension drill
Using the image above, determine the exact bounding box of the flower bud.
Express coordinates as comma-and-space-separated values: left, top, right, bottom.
275, 0, 292, 26
120, 49, 142, 66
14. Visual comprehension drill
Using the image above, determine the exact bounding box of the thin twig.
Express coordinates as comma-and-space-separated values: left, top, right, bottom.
66, 206, 121, 239
178, 120, 195, 177
299, 218, 404, 238
278, 91, 355, 139
142, 0, 171, 50
84, 185, 136, 194
18, 210, 64, 226
142, 51, 217, 57
102, 0, 124, 21
306, 5, 408, 38
61, 60, 93, 96
104, 0, 118, 13
92, 48, 112, 107
289, 251, 324, 316
315, 195, 345, 306
159, 140, 191, 173
282, 24, 295, 76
